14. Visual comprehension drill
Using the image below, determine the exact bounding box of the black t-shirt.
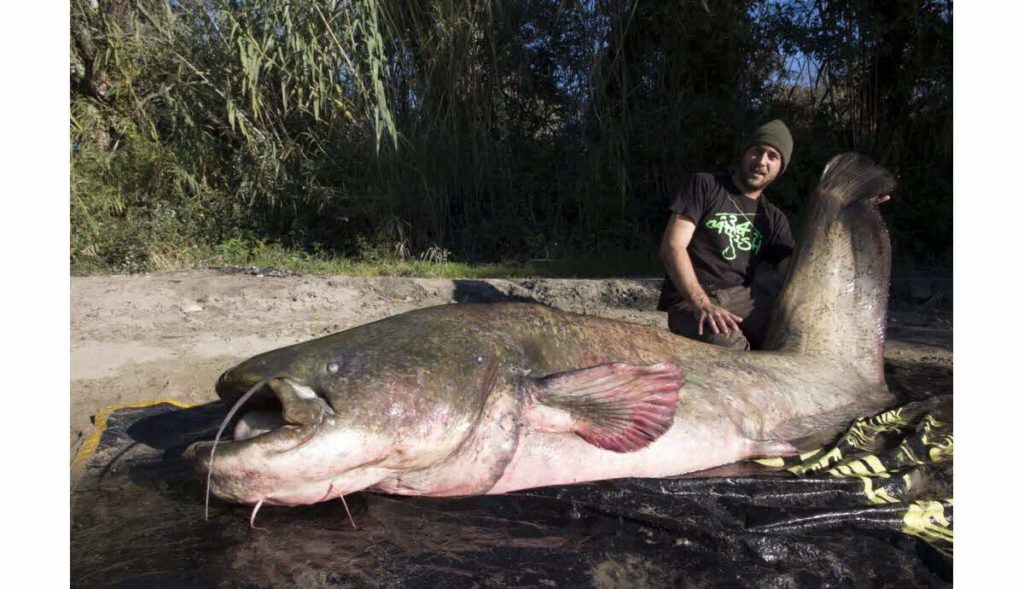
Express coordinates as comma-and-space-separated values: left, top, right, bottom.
657, 173, 794, 310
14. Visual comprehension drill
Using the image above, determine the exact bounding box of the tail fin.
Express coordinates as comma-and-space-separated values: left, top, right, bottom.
764, 153, 897, 385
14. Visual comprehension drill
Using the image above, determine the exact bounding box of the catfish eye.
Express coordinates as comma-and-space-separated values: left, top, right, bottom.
327, 362, 340, 374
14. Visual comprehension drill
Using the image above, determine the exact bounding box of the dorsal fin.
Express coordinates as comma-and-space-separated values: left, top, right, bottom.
764, 153, 897, 385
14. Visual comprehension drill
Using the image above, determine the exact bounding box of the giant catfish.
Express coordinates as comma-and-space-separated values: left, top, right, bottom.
187, 153, 898, 509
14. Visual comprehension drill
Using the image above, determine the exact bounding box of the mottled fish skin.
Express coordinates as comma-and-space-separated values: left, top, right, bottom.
188, 153, 897, 507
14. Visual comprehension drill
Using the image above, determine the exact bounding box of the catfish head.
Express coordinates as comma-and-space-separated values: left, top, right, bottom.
186, 310, 512, 507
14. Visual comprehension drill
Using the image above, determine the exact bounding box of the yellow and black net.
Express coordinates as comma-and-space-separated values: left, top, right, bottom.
754, 395, 953, 557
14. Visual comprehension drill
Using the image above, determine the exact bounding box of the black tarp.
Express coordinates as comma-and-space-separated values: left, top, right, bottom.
71, 395, 951, 588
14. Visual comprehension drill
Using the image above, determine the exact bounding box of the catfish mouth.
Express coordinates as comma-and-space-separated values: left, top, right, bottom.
222, 376, 337, 448
270, 377, 336, 424
189, 376, 343, 513
191, 376, 338, 466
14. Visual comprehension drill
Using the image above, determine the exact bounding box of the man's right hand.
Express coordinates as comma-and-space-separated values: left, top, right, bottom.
694, 303, 743, 335
661, 214, 744, 336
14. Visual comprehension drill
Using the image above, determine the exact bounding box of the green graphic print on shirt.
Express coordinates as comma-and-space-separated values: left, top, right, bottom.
705, 212, 762, 261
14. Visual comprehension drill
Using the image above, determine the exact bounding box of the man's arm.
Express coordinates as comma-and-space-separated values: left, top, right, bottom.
659, 214, 743, 335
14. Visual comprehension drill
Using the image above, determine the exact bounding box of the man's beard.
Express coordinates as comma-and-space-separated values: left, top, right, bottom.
738, 168, 772, 192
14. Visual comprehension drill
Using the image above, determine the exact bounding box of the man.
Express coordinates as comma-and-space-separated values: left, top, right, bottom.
657, 120, 795, 350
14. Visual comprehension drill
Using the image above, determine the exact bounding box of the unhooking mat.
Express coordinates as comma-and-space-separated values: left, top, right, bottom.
71, 395, 952, 588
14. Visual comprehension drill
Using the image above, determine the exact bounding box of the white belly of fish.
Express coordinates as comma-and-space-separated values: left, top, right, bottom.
487, 417, 785, 494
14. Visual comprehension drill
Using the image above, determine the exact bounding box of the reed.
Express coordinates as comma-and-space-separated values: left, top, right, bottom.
71, 0, 952, 274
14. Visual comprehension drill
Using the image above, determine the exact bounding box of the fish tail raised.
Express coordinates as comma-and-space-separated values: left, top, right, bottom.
765, 153, 897, 387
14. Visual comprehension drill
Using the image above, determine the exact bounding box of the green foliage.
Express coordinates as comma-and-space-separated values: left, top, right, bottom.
71, 0, 952, 275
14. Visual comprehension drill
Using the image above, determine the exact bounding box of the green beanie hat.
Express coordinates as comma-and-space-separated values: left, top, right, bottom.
745, 119, 793, 172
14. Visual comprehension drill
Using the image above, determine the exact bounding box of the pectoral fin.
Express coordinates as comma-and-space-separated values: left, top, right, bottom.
530, 362, 683, 453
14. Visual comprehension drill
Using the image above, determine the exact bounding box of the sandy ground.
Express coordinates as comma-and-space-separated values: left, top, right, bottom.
70, 269, 953, 458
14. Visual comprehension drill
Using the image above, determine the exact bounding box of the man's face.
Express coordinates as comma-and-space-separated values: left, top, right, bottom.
737, 144, 783, 192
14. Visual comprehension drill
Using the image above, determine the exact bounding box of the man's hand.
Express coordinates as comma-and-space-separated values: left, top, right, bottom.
661, 214, 745, 337
694, 302, 743, 335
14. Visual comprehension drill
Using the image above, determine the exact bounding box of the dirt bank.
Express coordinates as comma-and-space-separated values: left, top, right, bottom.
70, 269, 952, 457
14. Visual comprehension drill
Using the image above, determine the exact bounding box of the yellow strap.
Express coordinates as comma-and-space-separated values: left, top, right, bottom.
861, 476, 900, 504
901, 500, 953, 544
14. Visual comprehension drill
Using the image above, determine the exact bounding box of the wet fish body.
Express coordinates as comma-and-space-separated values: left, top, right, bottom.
189, 153, 897, 507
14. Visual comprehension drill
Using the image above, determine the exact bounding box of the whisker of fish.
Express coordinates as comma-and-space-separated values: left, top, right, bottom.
249, 498, 268, 531
339, 493, 356, 528
205, 376, 273, 521
338, 489, 357, 529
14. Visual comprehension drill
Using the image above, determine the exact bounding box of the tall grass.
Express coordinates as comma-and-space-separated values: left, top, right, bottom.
71, 0, 952, 274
